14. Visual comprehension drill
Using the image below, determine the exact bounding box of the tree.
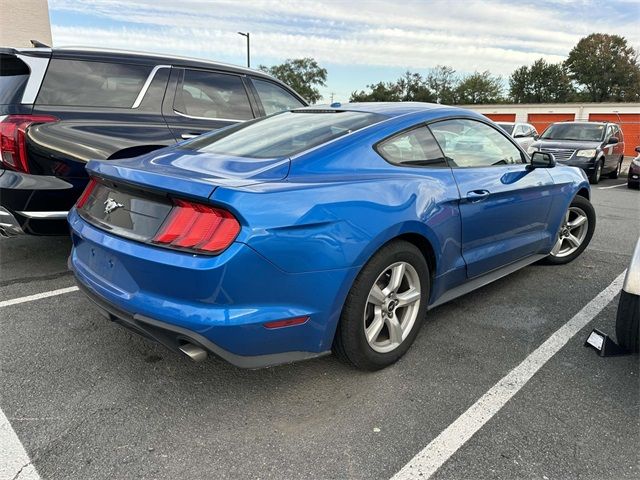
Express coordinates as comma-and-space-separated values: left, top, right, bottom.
259, 58, 327, 103
350, 71, 435, 102
509, 59, 575, 103
426, 65, 457, 104
565, 33, 640, 102
455, 71, 503, 104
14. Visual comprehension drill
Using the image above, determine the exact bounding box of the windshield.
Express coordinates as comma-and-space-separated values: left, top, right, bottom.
181, 110, 386, 159
496, 123, 514, 135
540, 123, 605, 142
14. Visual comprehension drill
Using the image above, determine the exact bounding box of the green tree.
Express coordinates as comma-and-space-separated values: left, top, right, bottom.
350, 71, 435, 102
259, 58, 327, 103
565, 33, 640, 102
426, 65, 457, 104
509, 59, 574, 103
455, 71, 503, 104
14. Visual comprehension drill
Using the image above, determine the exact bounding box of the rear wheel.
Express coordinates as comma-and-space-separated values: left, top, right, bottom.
333, 240, 429, 370
616, 290, 639, 353
608, 156, 623, 179
589, 159, 603, 184
544, 195, 595, 265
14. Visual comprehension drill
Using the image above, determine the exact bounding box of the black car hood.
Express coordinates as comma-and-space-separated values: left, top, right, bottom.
531, 140, 602, 150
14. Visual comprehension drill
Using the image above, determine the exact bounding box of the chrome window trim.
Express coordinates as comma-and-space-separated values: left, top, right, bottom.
16, 210, 69, 219
18, 54, 50, 104
131, 64, 171, 108
173, 109, 247, 123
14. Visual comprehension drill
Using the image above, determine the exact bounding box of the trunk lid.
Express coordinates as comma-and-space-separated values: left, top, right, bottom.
86, 147, 291, 200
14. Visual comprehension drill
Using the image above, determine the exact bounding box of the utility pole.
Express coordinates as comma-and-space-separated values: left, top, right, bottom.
330, 92, 335, 103
237, 32, 250, 68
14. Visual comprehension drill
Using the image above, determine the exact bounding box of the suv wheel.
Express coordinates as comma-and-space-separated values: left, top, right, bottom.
590, 159, 603, 184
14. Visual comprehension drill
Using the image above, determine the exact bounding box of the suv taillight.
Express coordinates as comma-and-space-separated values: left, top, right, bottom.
152, 199, 240, 254
0, 115, 58, 173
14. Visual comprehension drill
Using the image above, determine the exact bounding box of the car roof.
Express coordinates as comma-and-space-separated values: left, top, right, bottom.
297, 102, 467, 118
556, 121, 615, 126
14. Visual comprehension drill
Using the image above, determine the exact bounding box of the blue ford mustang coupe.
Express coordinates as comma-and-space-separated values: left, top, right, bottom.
68, 102, 595, 370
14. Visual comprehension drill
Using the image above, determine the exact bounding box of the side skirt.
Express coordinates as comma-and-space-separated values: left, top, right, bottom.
428, 253, 547, 310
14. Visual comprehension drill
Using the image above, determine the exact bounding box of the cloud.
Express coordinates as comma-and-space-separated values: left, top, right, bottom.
49, 0, 640, 99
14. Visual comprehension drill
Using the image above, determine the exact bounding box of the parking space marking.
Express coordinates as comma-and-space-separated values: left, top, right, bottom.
391, 271, 626, 480
1, 409, 41, 480
0, 286, 79, 309
597, 183, 626, 190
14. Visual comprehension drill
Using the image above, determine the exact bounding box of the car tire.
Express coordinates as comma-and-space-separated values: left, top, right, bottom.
608, 157, 623, 179
589, 159, 603, 184
543, 195, 596, 265
333, 240, 429, 370
616, 290, 639, 353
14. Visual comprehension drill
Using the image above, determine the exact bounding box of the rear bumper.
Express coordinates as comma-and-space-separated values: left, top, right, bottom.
0, 169, 81, 234
628, 163, 640, 185
68, 210, 356, 367
0, 207, 24, 236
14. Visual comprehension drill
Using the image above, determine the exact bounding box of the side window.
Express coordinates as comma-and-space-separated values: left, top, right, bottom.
175, 69, 253, 120
36, 59, 152, 107
377, 126, 447, 167
514, 124, 526, 137
527, 125, 538, 136
429, 118, 524, 168
252, 79, 305, 115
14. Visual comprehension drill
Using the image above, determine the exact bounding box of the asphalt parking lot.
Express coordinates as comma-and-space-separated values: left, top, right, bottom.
1, 175, 638, 480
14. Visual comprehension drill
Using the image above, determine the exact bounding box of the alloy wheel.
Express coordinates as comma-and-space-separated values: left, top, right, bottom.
364, 261, 421, 353
550, 206, 589, 258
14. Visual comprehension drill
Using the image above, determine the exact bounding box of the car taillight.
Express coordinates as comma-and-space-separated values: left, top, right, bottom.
153, 199, 240, 254
76, 178, 98, 208
0, 115, 58, 173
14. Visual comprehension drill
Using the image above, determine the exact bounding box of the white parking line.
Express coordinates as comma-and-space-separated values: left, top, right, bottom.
1, 409, 41, 480
0, 286, 78, 309
391, 271, 626, 480
597, 183, 626, 190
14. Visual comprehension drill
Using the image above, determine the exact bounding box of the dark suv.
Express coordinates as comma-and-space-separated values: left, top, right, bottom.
527, 121, 625, 184
0, 47, 307, 235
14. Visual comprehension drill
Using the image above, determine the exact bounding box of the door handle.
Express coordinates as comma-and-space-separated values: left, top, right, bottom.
181, 133, 200, 140
466, 190, 491, 202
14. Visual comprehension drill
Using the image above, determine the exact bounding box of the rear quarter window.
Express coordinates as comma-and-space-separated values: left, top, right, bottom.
0, 54, 30, 105
36, 59, 152, 108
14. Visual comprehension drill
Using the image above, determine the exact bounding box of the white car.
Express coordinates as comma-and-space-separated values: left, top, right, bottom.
617, 238, 640, 353
496, 122, 538, 150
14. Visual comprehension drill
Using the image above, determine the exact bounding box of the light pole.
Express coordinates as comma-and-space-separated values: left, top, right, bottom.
238, 32, 250, 68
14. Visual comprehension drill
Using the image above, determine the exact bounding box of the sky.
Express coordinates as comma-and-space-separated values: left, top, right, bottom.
48, 0, 640, 103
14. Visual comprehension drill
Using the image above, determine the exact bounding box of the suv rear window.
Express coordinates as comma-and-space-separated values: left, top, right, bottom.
0, 54, 30, 105
36, 59, 152, 108
180, 110, 386, 159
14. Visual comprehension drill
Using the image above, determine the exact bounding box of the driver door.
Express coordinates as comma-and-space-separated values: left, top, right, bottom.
429, 118, 555, 278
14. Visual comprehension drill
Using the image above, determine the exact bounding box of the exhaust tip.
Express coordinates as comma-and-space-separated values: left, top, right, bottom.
179, 343, 208, 362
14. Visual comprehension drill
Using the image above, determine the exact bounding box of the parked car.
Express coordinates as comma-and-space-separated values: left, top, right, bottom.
495, 121, 538, 150
527, 121, 625, 184
628, 146, 640, 189
616, 238, 639, 353
0, 46, 307, 236
68, 102, 594, 370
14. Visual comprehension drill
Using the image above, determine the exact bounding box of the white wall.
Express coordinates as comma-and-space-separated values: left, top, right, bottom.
461, 103, 640, 122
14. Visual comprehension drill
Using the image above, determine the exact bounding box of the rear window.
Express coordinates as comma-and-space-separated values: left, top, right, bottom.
180, 110, 386, 159
0, 54, 30, 104
36, 59, 152, 108
496, 123, 514, 135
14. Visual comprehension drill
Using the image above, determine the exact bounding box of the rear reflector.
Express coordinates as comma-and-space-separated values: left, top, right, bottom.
153, 198, 240, 254
263, 316, 310, 329
0, 115, 58, 173
76, 179, 98, 208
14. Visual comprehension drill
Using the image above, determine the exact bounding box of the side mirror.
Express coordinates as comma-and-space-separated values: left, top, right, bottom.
513, 133, 525, 138
635, 146, 640, 153
533, 134, 540, 140
607, 136, 619, 145
528, 151, 556, 169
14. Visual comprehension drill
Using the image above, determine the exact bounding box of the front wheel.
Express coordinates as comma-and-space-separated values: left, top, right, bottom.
616, 290, 639, 353
333, 240, 429, 370
544, 195, 596, 265
589, 160, 603, 184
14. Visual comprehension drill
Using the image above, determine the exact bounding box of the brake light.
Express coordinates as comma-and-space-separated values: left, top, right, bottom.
0, 115, 58, 173
153, 199, 240, 254
76, 179, 98, 208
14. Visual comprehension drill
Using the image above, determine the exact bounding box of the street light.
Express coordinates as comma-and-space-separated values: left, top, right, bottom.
238, 31, 250, 68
